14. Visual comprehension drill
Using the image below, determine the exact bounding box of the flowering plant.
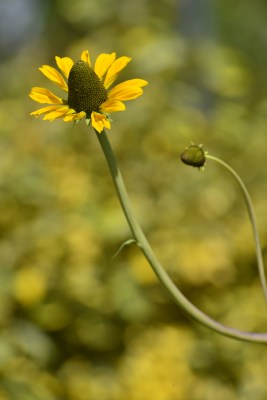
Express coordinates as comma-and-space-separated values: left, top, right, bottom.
30, 50, 267, 344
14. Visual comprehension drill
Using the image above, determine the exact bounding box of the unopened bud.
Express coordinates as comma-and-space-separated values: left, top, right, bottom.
181, 145, 206, 168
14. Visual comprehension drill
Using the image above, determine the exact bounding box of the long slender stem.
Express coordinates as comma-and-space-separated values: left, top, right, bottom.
96, 130, 267, 343
206, 154, 267, 304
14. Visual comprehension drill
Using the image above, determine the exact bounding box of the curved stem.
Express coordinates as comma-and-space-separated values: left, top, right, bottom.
96, 130, 267, 343
206, 154, 267, 304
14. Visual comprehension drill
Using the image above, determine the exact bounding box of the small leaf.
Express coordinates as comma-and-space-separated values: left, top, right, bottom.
112, 238, 137, 259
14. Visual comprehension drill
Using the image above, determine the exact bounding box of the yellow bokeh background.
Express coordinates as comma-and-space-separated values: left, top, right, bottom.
0, 0, 267, 398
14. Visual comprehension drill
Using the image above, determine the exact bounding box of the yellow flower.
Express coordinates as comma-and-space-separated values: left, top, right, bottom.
29, 50, 148, 133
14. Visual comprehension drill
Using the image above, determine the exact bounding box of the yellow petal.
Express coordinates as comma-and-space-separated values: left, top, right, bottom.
30, 105, 63, 117
43, 107, 71, 121
63, 111, 86, 122
108, 86, 142, 101
55, 56, 74, 78
108, 79, 148, 100
29, 87, 64, 104
81, 50, 91, 67
94, 53, 116, 80
104, 56, 132, 89
101, 99, 125, 113
39, 65, 68, 92
91, 112, 111, 133
123, 79, 148, 88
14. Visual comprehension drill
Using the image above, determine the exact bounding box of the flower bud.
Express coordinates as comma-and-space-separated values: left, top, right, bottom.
181, 145, 206, 168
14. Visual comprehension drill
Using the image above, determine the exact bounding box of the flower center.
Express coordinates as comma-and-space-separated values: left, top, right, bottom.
68, 60, 108, 117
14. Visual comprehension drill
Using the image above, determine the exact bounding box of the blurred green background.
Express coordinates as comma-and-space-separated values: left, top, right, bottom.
1, 0, 267, 399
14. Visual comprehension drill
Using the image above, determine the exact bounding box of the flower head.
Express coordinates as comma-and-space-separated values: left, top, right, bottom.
29, 50, 148, 133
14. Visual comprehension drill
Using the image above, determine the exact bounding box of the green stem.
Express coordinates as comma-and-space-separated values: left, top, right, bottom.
206, 154, 267, 304
96, 130, 267, 343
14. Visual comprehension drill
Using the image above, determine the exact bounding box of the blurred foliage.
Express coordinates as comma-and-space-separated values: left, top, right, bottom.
0, 0, 267, 398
